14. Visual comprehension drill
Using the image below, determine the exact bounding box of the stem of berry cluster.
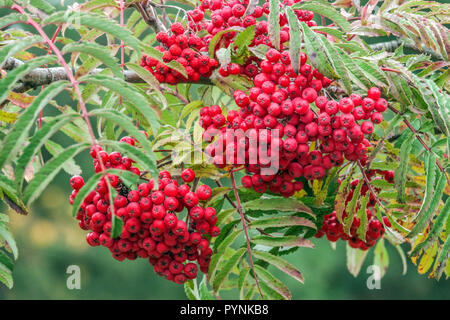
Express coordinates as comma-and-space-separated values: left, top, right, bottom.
229, 171, 264, 299
387, 105, 450, 186
357, 161, 386, 211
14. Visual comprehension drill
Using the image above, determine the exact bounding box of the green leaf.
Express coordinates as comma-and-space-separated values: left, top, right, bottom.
250, 215, 316, 230
0, 224, 18, 260
208, 28, 242, 59
292, 0, 350, 32
373, 238, 389, 278
213, 247, 246, 292
89, 108, 153, 164
253, 250, 304, 284
434, 235, 450, 280
81, 75, 159, 134
249, 44, 271, 60
252, 235, 314, 248
126, 63, 167, 110
45, 11, 140, 54
268, 0, 280, 50
318, 35, 352, 94
425, 78, 450, 136
15, 113, 79, 188
0, 80, 69, 169
62, 42, 122, 79
394, 132, 413, 203
335, 168, 354, 223
286, 7, 301, 73
354, 59, 389, 88
234, 25, 256, 56
238, 266, 251, 300
343, 180, 362, 234
312, 26, 344, 40
0, 250, 13, 271
30, 0, 56, 14
356, 192, 370, 241
346, 243, 368, 277
0, 13, 26, 29
0, 55, 58, 105
0, 174, 28, 215
101, 140, 158, 181
44, 140, 82, 176
412, 197, 450, 256
338, 49, 371, 90
393, 243, 408, 275
415, 152, 437, 223
199, 276, 215, 300
408, 172, 446, 238
210, 227, 241, 282
244, 197, 313, 216
180, 100, 203, 121
0, 35, 43, 67
300, 22, 336, 79
0, 267, 13, 289
254, 265, 291, 300
184, 279, 199, 300
23, 143, 90, 206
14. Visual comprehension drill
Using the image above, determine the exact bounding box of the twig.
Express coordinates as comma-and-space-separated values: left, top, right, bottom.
230, 171, 264, 299
134, 2, 166, 33
215, 179, 271, 236
357, 161, 386, 210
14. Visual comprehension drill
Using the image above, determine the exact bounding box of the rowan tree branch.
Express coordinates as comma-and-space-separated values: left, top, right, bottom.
1, 57, 213, 92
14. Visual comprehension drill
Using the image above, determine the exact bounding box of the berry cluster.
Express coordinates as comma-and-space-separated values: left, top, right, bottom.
140, 22, 218, 84
314, 170, 394, 250
141, 0, 317, 83
200, 48, 388, 197
69, 139, 220, 284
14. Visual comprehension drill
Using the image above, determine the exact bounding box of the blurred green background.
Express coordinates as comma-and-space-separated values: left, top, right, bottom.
1, 0, 449, 300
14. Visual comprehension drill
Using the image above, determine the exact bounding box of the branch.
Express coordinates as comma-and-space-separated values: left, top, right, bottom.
1, 57, 213, 92
134, 2, 166, 33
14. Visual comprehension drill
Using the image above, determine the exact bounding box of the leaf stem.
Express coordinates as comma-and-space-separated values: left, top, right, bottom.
230, 171, 264, 299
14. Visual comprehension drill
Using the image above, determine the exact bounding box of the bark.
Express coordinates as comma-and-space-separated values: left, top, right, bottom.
1, 57, 212, 92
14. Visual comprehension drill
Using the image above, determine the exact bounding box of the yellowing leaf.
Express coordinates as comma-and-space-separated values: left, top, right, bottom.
418, 241, 438, 274
7, 91, 35, 108
0, 110, 18, 123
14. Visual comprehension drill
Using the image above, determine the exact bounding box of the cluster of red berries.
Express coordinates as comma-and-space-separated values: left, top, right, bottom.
199, 47, 388, 197
68, 139, 220, 284
140, 21, 218, 84
141, 0, 317, 83
314, 170, 393, 250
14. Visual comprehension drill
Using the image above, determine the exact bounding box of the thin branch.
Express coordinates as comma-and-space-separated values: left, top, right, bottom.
134, 2, 166, 33
230, 171, 264, 299
357, 161, 386, 211
1, 57, 213, 92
